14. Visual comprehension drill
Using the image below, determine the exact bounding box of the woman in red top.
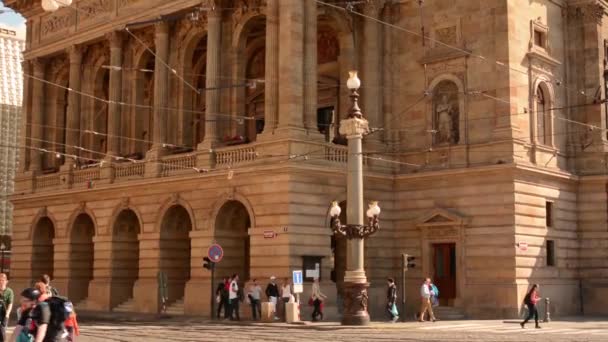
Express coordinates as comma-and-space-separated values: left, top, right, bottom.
521, 284, 541, 329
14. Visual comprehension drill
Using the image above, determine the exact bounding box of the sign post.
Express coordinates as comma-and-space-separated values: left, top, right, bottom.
206, 244, 224, 319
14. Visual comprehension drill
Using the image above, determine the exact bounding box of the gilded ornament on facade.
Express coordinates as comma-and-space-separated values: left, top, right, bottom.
78, 0, 112, 20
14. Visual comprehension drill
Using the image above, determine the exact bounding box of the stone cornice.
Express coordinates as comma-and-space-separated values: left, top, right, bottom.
23, 0, 203, 60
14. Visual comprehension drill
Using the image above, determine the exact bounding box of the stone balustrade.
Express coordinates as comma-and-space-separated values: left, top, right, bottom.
216, 146, 258, 167
73, 168, 101, 185
160, 153, 197, 177
35, 174, 61, 190
115, 162, 145, 180
324, 145, 348, 164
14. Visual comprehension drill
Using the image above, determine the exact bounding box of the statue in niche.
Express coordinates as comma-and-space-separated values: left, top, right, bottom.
433, 80, 460, 145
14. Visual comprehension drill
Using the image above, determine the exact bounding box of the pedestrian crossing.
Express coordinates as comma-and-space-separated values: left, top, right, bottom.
414, 322, 608, 336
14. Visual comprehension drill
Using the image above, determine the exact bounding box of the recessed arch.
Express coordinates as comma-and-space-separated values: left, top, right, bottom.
31, 216, 55, 281
532, 77, 555, 147
159, 204, 193, 305
427, 74, 466, 147
68, 212, 96, 303
110, 208, 141, 309
213, 200, 252, 281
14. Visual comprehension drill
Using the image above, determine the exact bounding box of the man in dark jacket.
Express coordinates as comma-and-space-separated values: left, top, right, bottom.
387, 278, 399, 322
265, 276, 280, 320
215, 277, 228, 319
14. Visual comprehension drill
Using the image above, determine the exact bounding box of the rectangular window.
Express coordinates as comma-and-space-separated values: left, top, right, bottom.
534, 30, 544, 48
546, 201, 553, 227
546, 240, 556, 267
302, 256, 323, 282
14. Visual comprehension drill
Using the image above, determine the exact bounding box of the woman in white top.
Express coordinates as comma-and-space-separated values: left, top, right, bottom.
311, 278, 327, 321
280, 278, 291, 321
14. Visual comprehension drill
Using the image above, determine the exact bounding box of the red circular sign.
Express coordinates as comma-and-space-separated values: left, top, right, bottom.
208, 244, 224, 263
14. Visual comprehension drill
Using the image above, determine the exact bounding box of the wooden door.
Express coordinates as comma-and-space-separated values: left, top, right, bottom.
432, 243, 456, 305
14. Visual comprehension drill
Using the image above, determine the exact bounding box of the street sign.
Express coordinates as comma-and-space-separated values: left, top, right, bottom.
208, 244, 224, 262
263, 231, 276, 239
292, 270, 303, 294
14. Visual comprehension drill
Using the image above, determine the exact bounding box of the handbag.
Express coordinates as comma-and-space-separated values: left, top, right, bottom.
389, 303, 399, 317
308, 297, 314, 306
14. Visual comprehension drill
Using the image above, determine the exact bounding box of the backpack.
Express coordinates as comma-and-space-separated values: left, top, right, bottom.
44, 296, 73, 331
431, 284, 439, 298
523, 292, 532, 306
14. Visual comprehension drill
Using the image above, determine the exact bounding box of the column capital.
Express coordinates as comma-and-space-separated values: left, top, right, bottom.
154, 20, 170, 35
106, 31, 125, 49
360, 0, 385, 17
67, 45, 84, 64
32, 58, 46, 76
203, 0, 221, 17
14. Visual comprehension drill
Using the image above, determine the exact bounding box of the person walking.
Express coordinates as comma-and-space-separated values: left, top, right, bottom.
419, 278, 436, 322
520, 284, 542, 329
280, 278, 291, 322
10, 288, 59, 342
248, 279, 262, 321
265, 276, 280, 320
387, 278, 399, 323
39, 275, 58, 297
228, 274, 240, 321
0, 274, 14, 342
310, 278, 327, 322
215, 277, 228, 319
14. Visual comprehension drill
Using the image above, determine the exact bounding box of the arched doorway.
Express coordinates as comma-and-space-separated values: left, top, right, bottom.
159, 205, 192, 304
32, 217, 55, 281
69, 213, 95, 302
214, 201, 251, 282
111, 209, 141, 308
330, 201, 347, 305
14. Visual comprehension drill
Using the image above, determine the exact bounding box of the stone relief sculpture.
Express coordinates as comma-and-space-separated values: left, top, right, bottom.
433, 80, 459, 145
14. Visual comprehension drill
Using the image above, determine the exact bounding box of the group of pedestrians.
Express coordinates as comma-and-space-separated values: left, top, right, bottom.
386, 277, 440, 323
0, 273, 79, 342
215, 275, 328, 322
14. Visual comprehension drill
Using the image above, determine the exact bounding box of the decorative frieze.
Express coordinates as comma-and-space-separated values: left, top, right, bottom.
568, 1, 605, 24
41, 12, 73, 38
78, 0, 113, 21
117, 0, 141, 9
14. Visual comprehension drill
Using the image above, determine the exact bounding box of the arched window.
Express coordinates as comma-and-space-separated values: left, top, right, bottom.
536, 85, 551, 145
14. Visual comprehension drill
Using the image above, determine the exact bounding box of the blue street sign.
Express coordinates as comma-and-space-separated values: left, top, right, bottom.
292, 270, 303, 285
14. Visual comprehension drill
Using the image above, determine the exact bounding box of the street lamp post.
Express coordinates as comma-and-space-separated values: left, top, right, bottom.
0, 243, 6, 274
329, 71, 380, 326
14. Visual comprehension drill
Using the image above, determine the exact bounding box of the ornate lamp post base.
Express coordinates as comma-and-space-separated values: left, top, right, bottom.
342, 282, 371, 325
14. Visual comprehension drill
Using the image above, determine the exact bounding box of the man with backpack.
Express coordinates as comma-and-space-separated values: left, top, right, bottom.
0, 274, 14, 342
10, 288, 73, 342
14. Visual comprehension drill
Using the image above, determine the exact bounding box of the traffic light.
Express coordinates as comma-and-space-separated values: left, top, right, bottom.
402, 253, 416, 271
203, 257, 215, 271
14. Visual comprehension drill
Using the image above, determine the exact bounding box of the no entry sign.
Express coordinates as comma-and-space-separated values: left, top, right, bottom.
208, 244, 224, 262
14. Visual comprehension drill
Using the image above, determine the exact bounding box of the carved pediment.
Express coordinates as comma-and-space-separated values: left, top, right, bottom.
417, 208, 465, 227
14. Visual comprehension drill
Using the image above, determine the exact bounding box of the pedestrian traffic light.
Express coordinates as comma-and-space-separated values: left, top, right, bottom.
402, 253, 416, 271
203, 257, 215, 270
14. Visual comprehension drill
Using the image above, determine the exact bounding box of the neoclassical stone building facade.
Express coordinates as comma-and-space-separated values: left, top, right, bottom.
5, 0, 608, 319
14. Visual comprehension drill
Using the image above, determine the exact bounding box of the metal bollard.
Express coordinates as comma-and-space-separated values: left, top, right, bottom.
544, 297, 551, 323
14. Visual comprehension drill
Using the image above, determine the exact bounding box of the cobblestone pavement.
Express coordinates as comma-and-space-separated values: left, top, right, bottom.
35, 319, 608, 342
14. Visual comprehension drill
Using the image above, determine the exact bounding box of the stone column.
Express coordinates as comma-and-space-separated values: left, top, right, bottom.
29, 59, 46, 172
106, 32, 124, 159
360, 2, 382, 138
19, 60, 32, 173
151, 21, 170, 153
277, 0, 305, 132
303, 0, 319, 134
63, 46, 83, 168
262, 0, 279, 135
200, 8, 222, 148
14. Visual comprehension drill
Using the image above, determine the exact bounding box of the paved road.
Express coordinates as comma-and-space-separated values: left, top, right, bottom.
46, 319, 608, 342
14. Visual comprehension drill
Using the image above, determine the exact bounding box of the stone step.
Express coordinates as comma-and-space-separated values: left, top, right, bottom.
431, 306, 466, 320
165, 298, 185, 315
113, 298, 136, 313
